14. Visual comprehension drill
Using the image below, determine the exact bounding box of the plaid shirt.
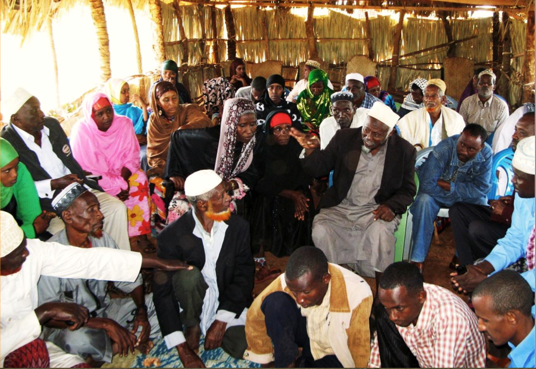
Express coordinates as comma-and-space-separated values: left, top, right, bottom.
369, 284, 486, 368
359, 92, 383, 109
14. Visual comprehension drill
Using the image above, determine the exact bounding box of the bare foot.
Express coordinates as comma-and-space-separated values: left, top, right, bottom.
185, 324, 201, 353
177, 342, 206, 368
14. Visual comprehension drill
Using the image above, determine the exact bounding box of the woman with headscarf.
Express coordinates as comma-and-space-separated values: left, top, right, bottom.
1, 138, 51, 238
229, 58, 252, 90
364, 76, 397, 112
296, 68, 333, 135
106, 78, 150, 171
147, 81, 212, 176
166, 97, 259, 196
397, 78, 428, 119
70, 92, 151, 238
150, 60, 192, 104
251, 110, 314, 258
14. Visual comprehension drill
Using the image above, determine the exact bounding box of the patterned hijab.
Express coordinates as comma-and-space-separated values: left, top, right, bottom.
296, 69, 333, 130
401, 78, 428, 111
214, 98, 256, 181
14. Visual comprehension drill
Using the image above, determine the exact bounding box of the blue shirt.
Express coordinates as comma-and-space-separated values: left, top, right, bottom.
112, 103, 149, 135
417, 134, 493, 206
508, 324, 535, 368
485, 194, 536, 275
360, 92, 383, 109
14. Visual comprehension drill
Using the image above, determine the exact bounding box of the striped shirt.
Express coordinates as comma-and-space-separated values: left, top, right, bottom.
369, 283, 486, 368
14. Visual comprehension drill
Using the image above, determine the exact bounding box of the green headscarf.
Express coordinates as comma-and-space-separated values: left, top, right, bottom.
1, 138, 19, 208
296, 69, 333, 131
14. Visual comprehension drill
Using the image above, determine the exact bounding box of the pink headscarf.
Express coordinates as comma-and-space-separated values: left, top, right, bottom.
214, 98, 256, 181
70, 92, 140, 196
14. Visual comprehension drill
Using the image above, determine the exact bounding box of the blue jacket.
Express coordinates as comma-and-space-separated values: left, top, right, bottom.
418, 134, 492, 206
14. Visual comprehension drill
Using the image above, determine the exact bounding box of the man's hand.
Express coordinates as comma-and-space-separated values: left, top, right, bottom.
490, 195, 513, 215
372, 204, 395, 222
132, 307, 151, 348
169, 176, 185, 191
33, 211, 53, 234
204, 320, 227, 351
292, 192, 309, 221
450, 264, 489, 294
289, 128, 319, 155
104, 319, 137, 357
177, 342, 206, 368
117, 189, 129, 201
437, 180, 451, 192
51, 174, 83, 190
141, 257, 193, 272
35, 302, 89, 330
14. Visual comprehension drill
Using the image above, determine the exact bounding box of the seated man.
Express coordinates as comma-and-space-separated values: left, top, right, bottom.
459, 69, 509, 138
244, 246, 372, 368
152, 170, 254, 368
409, 124, 492, 271
398, 79, 466, 150
344, 73, 382, 109
235, 76, 266, 103
37, 184, 161, 365
319, 91, 368, 149
287, 60, 334, 103
397, 78, 428, 119
291, 102, 416, 286
450, 112, 535, 266
452, 136, 535, 293
1, 88, 130, 250
255, 74, 302, 132
369, 262, 486, 368
472, 270, 535, 369
0, 211, 190, 368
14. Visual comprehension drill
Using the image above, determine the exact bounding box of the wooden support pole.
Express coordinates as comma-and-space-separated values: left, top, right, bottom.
388, 10, 405, 91
149, 0, 166, 64
499, 12, 511, 101
224, 5, 236, 60
173, 0, 189, 66
305, 5, 318, 59
439, 12, 455, 58
522, 11, 535, 103
211, 6, 220, 66
364, 11, 374, 61
126, 0, 143, 73
262, 10, 271, 60
198, 4, 207, 63
382, 35, 478, 62
47, 15, 60, 108
492, 11, 501, 75
88, 0, 112, 82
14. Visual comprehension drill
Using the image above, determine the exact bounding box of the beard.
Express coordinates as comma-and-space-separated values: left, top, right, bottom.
206, 203, 232, 222
425, 105, 441, 113
361, 145, 371, 154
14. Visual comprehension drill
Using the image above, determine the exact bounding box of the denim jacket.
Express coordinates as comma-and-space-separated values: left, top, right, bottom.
417, 134, 492, 206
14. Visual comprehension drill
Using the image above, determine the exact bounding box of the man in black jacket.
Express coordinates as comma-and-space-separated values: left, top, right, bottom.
152, 169, 254, 368
1, 88, 130, 250
291, 102, 416, 288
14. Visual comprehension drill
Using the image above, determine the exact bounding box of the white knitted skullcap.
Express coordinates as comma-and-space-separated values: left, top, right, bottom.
2, 87, 33, 123
512, 136, 535, 175
1, 211, 25, 258
184, 170, 223, 197
368, 101, 399, 129
345, 73, 364, 84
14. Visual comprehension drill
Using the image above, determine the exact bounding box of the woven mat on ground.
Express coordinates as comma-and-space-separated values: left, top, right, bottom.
102, 337, 262, 368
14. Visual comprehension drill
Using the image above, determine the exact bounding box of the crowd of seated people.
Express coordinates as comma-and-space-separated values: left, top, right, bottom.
2, 57, 535, 369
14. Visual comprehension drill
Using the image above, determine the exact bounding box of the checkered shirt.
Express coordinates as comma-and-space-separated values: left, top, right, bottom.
369, 283, 486, 368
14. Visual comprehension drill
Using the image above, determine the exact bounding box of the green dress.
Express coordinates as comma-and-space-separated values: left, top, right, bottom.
296, 68, 333, 133
1, 138, 43, 238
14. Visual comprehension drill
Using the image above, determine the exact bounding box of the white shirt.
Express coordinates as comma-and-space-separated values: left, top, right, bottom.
492, 105, 524, 154
0, 239, 141, 365
12, 124, 71, 198
286, 79, 334, 103
319, 108, 369, 149
163, 213, 247, 350
430, 113, 444, 147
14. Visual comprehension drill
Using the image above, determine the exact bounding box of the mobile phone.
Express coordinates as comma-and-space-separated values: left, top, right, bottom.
87, 175, 102, 181
455, 264, 468, 275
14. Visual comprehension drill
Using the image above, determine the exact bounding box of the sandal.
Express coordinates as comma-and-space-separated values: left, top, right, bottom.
255, 262, 282, 284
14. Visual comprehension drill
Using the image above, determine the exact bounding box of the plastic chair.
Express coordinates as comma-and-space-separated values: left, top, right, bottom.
488, 147, 515, 200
